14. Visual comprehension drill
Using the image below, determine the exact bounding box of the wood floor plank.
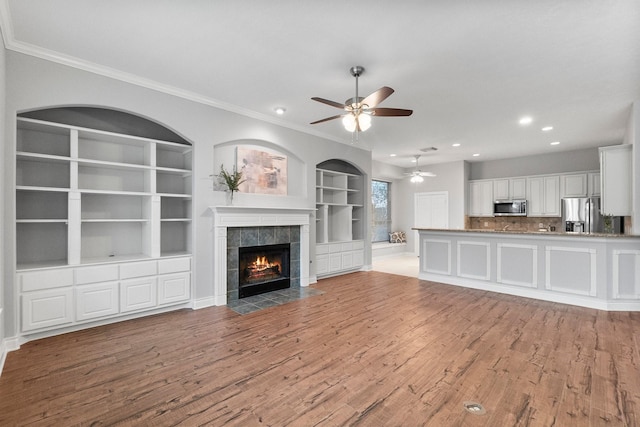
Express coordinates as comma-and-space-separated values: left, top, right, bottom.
1, 271, 639, 426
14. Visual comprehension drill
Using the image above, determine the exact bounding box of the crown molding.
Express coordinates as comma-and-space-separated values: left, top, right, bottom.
0, 0, 353, 147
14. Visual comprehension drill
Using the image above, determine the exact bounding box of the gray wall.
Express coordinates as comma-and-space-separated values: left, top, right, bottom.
2, 51, 372, 338
1, 36, 6, 358
391, 161, 468, 252
469, 147, 600, 180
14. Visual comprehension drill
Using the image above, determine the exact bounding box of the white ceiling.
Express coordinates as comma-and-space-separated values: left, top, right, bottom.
1, 0, 639, 168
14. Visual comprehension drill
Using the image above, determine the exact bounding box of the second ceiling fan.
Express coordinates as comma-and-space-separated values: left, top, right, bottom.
310, 66, 413, 133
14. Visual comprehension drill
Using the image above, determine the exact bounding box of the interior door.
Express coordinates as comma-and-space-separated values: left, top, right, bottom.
414, 191, 449, 254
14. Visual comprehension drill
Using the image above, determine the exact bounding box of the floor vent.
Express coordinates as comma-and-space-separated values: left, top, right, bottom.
463, 401, 486, 415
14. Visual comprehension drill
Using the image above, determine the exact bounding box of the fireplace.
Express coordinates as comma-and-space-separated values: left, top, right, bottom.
238, 243, 290, 298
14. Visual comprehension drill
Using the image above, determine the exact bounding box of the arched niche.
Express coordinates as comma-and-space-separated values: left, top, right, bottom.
18, 106, 192, 146
213, 139, 305, 198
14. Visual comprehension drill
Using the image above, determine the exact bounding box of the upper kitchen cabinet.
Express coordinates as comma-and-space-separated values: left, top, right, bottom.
527, 175, 560, 217
561, 173, 588, 198
469, 180, 493, 217
493, 178, 526, 200
599, 145, 632, 216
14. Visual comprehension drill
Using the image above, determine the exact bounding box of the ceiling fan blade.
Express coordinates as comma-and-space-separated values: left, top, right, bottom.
418, 171, 436, 177
369, 107, 413, 117
361, 86, 394, 108
310, 114, 344, 125
311, 97, 346, 109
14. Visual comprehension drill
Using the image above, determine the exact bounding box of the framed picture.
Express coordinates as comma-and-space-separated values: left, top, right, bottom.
236, 146, 288, 195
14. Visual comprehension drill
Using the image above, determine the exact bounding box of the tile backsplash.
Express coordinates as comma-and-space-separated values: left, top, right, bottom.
467, 216, 563, 232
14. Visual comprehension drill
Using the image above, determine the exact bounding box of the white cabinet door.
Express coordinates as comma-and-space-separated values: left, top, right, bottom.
329, 253, 342, 272
600, 145, 632, 215
510, 178, 527, 199
121, 277, 157, 312
544, 176, 560, 216
22, 288, 73, 331
316, 254, 329, 275
561, 174, 587, 197
588, 172, 601, 197
75, 282, 119, 321
527, 176, 560, 217
158, 273, 190, 305
493, 179, 509, 200
469, 181, 493, 216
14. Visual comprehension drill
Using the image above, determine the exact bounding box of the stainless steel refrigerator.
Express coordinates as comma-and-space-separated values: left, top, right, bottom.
562, 197, 604, 233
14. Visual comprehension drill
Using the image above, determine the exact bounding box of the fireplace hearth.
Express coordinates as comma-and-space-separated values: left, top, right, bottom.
238, 243, 290, 298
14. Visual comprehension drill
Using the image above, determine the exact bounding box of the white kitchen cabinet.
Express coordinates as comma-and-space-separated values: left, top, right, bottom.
527, 176, 560, 217
600, 145, 632, 216
469, 180, 493, 216
588, 172, 601, 197
493, 178, 526, 200
561, 173, 588, 198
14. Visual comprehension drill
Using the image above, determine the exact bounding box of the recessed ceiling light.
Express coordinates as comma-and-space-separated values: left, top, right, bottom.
472, 153, 480, 157
389, 154, 397, 157
519, 116, 533, 125
542, 126, 553, 131
452, 143, 461, 147
274, 107, 286, 115
411, 158, 417, 162
550, 141, 560, 145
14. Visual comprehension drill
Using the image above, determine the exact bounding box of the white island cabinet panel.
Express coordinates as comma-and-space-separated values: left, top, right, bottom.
545, 246, 596, 297
497, 244, 537, 288
457, 241, 490, 280
421, 239, 451, 275
415, 229, 640, 311
612, 250, 640, 299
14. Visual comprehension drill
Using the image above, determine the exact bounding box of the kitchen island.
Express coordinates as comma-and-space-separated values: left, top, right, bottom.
413, 228, 640, 311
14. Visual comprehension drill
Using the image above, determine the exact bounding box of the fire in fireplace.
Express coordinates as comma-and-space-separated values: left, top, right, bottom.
238, 243, 290, 298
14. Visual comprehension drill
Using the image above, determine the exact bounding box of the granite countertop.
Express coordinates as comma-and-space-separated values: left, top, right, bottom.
412, 228, 637, 238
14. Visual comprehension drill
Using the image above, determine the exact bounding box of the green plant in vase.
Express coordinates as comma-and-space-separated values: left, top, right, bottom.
217, 164, 246, 204
603, 214, 614, 234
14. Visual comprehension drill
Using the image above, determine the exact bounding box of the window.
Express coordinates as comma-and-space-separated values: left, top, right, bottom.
371, 180, 391, 242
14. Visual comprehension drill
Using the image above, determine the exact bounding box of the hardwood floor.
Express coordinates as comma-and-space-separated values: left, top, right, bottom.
1, 271, 639, 426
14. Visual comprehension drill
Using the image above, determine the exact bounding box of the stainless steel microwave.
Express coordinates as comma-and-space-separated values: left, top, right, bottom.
493, 200, 527, 216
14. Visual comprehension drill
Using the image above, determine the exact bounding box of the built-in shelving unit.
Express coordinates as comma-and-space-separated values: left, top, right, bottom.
16, 116, 193, 335
315, 163, 365, 277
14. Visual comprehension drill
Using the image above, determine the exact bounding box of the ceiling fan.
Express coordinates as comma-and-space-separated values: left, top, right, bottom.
405, 155, 436, 182
310, 66, 413, 133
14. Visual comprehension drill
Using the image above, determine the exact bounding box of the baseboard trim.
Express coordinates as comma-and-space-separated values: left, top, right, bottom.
193, 296, 217, 310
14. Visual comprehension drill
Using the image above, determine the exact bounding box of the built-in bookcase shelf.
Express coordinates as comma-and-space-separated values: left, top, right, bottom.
16, 117, 193, 269
16, 115, 193, 336
315, 164, 365, 277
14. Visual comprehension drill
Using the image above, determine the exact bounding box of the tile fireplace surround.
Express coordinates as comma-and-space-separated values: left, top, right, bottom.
210, 206, 314, 305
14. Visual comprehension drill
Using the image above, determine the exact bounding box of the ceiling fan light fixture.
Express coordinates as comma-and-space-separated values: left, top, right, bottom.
342, 114, 357, 132
358, 113, 372, 131
410, 175, 424, 183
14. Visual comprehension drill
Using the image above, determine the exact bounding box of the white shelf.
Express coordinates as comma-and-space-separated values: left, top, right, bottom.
16, 116, 193, 269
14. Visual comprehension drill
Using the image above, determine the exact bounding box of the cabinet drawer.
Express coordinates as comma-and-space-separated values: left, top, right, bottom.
119, 261, 157, 279
20, 268, 74, 292
341, 242, 353, 252
75, 265, 119, 285
75, 282, 119, 321
22, 288, 73, 331
316, 245, 329, 255
158, 257, 191, 274
328, 243, 343, 253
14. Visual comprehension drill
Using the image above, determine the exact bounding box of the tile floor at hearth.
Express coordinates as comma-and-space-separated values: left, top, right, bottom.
227, 287, 325, 315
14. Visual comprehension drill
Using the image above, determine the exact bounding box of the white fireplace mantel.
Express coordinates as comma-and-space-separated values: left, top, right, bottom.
209, 206, 315, 305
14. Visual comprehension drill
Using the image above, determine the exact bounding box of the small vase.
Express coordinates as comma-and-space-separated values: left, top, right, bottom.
226, 191, 234, 205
